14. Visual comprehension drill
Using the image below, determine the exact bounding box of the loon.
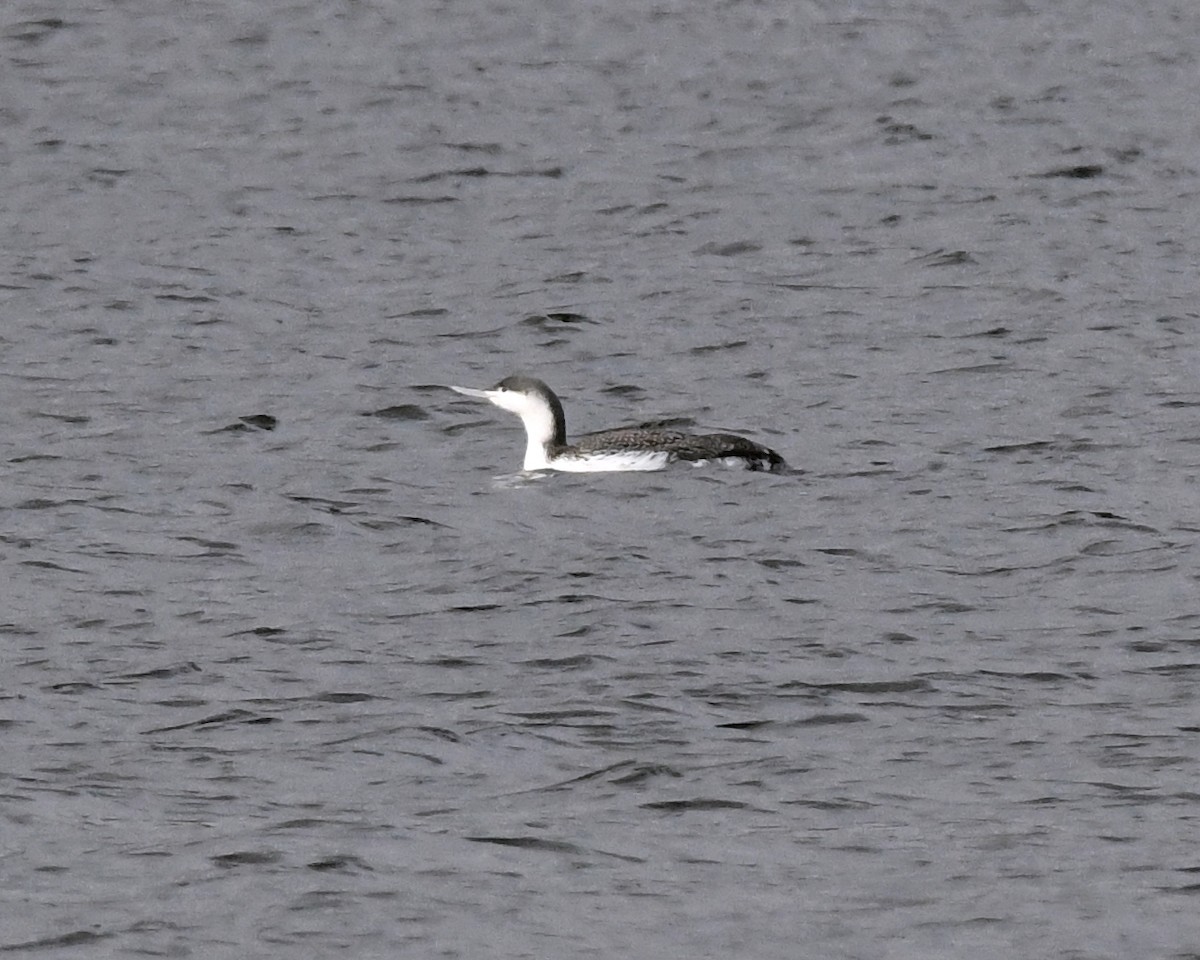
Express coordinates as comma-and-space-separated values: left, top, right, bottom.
449, 375, 786, 473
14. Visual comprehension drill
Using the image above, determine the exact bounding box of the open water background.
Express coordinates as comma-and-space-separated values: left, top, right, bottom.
3, 1, 1200, 957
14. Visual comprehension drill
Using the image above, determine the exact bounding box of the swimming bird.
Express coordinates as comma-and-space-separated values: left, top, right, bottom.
449, 375, 786, 473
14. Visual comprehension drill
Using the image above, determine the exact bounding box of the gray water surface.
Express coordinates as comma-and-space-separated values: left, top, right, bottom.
4, 1, 1200, 957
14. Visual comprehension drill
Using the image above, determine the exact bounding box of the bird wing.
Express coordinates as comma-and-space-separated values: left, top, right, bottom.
572, 427, 694, 452
573, 428, 785, 470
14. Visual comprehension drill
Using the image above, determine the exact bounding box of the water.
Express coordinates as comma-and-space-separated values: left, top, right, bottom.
3, 1, 1199, 957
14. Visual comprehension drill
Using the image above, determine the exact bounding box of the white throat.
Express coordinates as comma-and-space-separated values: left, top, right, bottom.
487, 391, 558, 470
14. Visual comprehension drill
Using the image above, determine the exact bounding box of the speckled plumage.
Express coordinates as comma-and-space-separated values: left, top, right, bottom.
569, 426, 785, 469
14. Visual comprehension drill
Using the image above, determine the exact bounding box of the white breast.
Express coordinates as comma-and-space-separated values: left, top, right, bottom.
545, 449, 672, 473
